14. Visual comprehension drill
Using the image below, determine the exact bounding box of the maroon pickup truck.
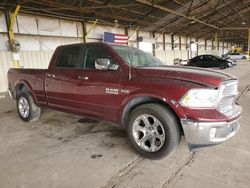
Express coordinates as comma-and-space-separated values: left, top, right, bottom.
8, 42, 242, 159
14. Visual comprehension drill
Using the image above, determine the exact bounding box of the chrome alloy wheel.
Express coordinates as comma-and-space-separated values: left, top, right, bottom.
18, 97, 30, 118
132, 114, 165, 152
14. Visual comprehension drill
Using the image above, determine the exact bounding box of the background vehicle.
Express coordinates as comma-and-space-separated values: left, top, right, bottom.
227, 52, 247, 60
174, 58, 188, 65
187, 54, 233, 69
8, 43, 242, 159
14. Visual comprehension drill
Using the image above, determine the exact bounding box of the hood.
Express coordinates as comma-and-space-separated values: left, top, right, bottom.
135, 66, 237, 88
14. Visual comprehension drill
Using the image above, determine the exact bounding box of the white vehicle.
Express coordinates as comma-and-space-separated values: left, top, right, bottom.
227, 52, 247, 60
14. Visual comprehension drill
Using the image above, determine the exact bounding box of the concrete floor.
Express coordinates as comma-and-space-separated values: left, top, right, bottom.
0, 61, 250, 188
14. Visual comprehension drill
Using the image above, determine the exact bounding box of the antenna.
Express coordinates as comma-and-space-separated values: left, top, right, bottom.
128, 46, 132, 80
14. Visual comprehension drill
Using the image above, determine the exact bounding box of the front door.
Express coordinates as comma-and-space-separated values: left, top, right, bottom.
75, 44, 124, 122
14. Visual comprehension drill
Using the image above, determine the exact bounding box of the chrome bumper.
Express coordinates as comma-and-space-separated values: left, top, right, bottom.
181, 118, 240, 150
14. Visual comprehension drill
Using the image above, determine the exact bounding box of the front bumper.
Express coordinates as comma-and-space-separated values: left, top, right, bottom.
181, 117, 240, 151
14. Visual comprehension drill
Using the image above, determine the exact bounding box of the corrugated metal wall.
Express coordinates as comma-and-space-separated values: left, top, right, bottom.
0, 52, 13, 94
0, 51, 53, 93
19, 51, 53, 69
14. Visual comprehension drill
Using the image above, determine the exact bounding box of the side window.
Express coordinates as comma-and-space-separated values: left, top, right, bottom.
207, 56, 214, 61
192, 57, 199, 62
134, 54, 147, 66
230, 53, 239, 55
197, 56, 205, 62
84, 46, 116, 69
202, 56, 208, 61
55, 46, 83, 68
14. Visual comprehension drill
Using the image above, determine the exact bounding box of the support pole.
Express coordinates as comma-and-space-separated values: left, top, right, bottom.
152, 32, 156, 56
82, 20, 87, 43
9, 5, 20, 42
128, 26, 140, 39
171, 34, 174, 50
248, 28, 250, 60
205, 39, 207, 50
179, 35, 181, 50
196, 37, 198, 56
222, 41, 224, 55
85, 19, 98, 42
9, 5, 21, 68
214, 32, 218, 50
136, 29, 139, 48
4, 10, 11, 41
163, 32, 165, 51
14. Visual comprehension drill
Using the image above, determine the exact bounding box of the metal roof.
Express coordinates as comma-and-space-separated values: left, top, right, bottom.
1, 0, 249, 43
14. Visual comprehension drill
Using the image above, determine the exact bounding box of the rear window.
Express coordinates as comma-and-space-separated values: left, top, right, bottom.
55, 46, 83, 68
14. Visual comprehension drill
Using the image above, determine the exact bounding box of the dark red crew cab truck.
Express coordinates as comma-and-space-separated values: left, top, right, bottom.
8, 42, 242, 159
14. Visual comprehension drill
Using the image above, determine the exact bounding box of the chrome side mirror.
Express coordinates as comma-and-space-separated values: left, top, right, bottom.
95, 59, 119, 71
95, 59, 110, 70
108, 64, 119, 71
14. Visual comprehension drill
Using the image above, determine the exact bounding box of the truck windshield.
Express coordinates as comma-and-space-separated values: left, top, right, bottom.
111, 45, 164, 67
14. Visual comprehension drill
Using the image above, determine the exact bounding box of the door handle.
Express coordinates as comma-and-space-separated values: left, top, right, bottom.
47, 73, 56, 77
78, 76, 88, 80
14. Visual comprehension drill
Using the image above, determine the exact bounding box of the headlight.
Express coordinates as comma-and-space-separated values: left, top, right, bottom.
179, 89, 219, 108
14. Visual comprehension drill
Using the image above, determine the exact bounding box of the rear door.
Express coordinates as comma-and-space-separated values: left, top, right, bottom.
45, 44, 85, 110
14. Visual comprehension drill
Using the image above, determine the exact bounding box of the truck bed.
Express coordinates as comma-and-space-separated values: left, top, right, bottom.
8, 68, 47, 104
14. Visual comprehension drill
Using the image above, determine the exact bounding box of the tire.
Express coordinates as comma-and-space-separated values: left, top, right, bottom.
17, 91, 41, 122
242, 56, 246, 59
127, 104, 180, 159
219, 63, 226, 69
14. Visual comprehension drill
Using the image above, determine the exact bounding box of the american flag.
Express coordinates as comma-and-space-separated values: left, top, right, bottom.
103, 32, 128, 45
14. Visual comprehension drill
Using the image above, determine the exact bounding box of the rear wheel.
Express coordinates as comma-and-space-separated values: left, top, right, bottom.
17, 91, 41, 122
242, 56, 246, 59
127, 104, 180, 159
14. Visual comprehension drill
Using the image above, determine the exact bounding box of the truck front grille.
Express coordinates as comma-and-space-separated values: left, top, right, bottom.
218, 80, 239, 116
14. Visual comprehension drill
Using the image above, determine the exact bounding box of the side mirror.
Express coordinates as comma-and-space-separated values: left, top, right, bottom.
108, 64, 119, 71
95, 59, 110, 70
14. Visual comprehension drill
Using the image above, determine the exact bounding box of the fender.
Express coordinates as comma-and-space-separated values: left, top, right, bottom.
14, 79, 39, 105
119, 89, 187, 127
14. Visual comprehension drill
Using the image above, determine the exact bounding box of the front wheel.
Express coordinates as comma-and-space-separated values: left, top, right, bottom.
17, 91, 41, 122
127, 104, 180, 159
219, 63, 227, 69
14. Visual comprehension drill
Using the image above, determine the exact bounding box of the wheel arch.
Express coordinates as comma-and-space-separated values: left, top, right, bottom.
120, 96, 184, 133
15, 81, 38, 105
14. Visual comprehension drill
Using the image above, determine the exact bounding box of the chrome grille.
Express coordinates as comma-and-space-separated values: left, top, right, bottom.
218, 80, 239, 116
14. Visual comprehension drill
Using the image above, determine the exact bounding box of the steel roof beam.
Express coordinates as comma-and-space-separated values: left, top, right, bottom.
223, 0, 246, 21
135, 0, 218, 29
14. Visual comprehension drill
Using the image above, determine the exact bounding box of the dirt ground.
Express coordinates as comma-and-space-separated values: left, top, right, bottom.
0, 61, 249, 188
